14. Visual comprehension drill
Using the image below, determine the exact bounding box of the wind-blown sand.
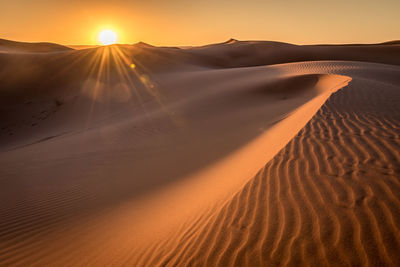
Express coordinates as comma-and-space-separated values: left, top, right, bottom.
0, 38, 399, 266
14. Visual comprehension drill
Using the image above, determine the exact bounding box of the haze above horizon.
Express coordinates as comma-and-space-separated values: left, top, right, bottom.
1, 0, 399, 46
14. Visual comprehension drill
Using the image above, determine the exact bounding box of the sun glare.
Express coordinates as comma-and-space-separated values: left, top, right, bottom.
98, 29, 118, 45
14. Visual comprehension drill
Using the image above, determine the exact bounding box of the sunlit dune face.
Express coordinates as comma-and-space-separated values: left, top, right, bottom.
98, 29, 118, 45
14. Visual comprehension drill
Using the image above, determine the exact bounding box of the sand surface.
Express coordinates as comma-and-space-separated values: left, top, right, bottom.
0, 39, 400, 266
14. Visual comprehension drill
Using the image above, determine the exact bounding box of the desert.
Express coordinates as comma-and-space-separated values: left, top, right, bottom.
0, 37, 399, 265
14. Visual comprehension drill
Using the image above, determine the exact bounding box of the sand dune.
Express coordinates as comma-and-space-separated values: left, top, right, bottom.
0, 39, 400, 266
132, 68, 400, 266
0, 38, 72, 53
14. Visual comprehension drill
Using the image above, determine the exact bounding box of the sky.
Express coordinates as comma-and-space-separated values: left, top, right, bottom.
1, 0, 399, 46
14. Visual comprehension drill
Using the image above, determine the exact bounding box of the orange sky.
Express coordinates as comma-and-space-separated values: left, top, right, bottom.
1, 0, 399, 46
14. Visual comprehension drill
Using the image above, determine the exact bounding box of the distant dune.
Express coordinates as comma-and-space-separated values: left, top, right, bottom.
0, 39, 399, 266
0, 38, 73, 53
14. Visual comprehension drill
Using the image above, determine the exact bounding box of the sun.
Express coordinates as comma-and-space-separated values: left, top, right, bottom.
98, 29, 118, 45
